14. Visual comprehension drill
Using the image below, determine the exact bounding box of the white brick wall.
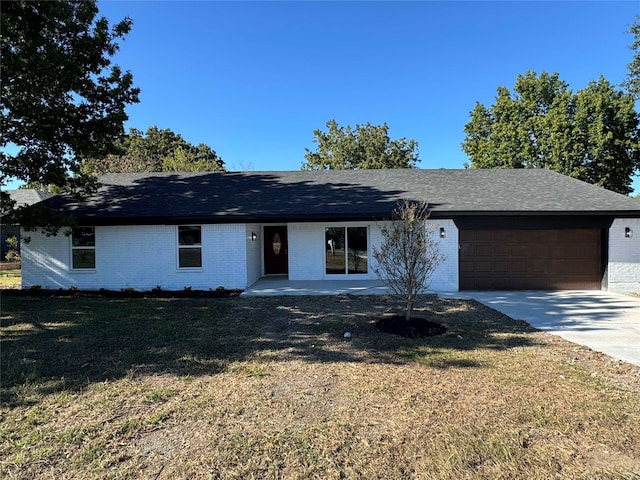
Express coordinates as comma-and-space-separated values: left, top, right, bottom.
426, 219, 459, 291
368, 219, 458, 291
288, 223, 325, 280
21, 227, 70, 289
22, 224, 249, 290
288, 222, 381, 280
22, 219, 462, 292
286, 220, 459, 291
245, 224, 262, 286
608, 218, 640, 293
24, 218, 639, 294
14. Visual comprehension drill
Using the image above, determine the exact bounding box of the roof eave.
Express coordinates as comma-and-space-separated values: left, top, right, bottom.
65, 209, 640, 226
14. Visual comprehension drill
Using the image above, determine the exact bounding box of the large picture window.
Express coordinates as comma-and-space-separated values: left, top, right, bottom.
178, 225, 202, 268
72, 227, 96, 269
325, 226, 368, 275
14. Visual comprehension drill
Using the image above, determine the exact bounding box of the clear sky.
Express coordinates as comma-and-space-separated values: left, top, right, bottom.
8, 1, 640, 193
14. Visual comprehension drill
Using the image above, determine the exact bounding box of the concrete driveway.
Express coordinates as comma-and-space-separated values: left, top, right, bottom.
448, 291, 640, 367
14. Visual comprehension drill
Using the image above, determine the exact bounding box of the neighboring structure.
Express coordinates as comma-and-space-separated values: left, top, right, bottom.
1, 189, 52, 260
20, 169, 640, 293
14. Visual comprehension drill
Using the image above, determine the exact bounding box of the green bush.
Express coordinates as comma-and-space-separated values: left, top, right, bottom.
5, 235, 20, 262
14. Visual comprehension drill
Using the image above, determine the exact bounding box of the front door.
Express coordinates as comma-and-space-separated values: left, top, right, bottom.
264, 226, 288, 275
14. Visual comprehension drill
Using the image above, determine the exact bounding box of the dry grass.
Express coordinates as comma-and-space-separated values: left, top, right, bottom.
0, 270, 20, 289
1, 294, 639, 479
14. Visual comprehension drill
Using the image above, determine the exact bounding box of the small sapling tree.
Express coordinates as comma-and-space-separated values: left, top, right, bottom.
373, 200, 446, 321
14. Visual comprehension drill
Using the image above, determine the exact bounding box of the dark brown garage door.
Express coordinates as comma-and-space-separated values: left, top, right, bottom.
459, 229, 602, 290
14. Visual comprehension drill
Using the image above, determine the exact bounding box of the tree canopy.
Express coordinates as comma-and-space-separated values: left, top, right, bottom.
1, 0, 140, 201
462, 71, 640, 195
624, 15, 640, 99
82, 127, 225, 176
302, 120, 419, 170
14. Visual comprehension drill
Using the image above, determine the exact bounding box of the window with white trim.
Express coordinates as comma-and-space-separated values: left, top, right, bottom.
72, 227, 96, 269
178, 225, 202, 268
325, 226, 368, 274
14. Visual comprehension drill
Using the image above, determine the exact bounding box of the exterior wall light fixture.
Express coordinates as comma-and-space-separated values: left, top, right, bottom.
625, 227, 633, 238
440, 227, 446, 238
251, 232, 257, 242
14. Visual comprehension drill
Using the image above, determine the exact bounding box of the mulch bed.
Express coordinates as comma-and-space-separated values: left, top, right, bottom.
375, 315, 447, 338
0, 261, 20, 271
0, 288, 243, 299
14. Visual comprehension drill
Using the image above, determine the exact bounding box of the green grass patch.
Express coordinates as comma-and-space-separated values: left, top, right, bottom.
0, 270, 20, 288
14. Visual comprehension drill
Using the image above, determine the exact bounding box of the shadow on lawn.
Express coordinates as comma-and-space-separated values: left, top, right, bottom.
1, 294, 541, 407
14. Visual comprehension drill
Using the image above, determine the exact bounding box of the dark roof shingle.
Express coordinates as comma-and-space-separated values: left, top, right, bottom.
40, 169, 640, 224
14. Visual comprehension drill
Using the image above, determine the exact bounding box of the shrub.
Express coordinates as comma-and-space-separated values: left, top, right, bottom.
4, 235, 20, 262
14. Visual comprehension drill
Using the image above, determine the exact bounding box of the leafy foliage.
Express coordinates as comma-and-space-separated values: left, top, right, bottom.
623, 15, 640, 99
4, 236, 20, 262
1, 0, 139, 233
82, 127, 225, 175
373, 200, 445, 321
462, 71, 640, 195
1, 0, 140, 194
303, 120, 419, 170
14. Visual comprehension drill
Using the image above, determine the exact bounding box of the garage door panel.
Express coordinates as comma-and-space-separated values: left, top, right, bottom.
491, 230, 512, 242
511, 231, 532, 243
511, 261, 527, 273
459, 230, 475, 242
527, 259, 547, 273
559, 260, 599, 275
459, 261, 476, 273
476, 261, 493, 273
475, 231, 493, 242
511, 245, 530, 257
460, 228, 601, 290
474, 276, 496, 290
459, 244, 475, 258
494, 261, 511, 272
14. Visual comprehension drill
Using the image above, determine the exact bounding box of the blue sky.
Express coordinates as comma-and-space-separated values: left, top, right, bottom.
7, 1, 640, 193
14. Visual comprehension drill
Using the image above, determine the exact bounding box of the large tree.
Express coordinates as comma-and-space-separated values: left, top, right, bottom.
462, 71, 640, 195
624, 15, 640, 99
302, 119, 419, 170
82, 127, 225, 175
1, 0, 139, 205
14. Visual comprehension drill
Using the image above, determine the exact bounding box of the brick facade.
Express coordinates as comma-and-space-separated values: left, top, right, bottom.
21, 218, 639, 293
22, 224, 248, 291
608, 218, 640, 293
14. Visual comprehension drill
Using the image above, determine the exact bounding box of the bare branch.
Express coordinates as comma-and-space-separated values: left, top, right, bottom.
372, 200, 446, 321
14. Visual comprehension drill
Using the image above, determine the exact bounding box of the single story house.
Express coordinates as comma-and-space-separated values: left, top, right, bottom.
21, 169, 640, 293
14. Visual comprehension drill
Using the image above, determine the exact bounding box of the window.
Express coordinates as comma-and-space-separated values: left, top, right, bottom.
72, 227, 96, 269
325, 226, 368, 275
178, 225, 202, 268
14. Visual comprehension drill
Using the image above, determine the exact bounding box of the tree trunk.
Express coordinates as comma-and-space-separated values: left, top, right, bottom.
406, 297, 414, 321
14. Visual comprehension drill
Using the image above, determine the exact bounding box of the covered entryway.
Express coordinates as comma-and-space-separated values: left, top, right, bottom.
264, 226, 288, 275
459, 229, 602, 290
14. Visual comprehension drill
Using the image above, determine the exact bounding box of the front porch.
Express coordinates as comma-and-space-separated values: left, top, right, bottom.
242, 276, 394, 296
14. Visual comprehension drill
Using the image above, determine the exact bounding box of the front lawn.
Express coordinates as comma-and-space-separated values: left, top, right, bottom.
0, 269, 20, 289
1, 294, 639, 479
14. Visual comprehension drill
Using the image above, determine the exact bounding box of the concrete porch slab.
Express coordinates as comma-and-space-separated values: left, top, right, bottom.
242, 276, 394, 296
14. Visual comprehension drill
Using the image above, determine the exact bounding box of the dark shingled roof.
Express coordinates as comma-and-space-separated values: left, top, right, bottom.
6, 189, 52, 207
40, 169, 640, 224
2, 189, 53, 216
